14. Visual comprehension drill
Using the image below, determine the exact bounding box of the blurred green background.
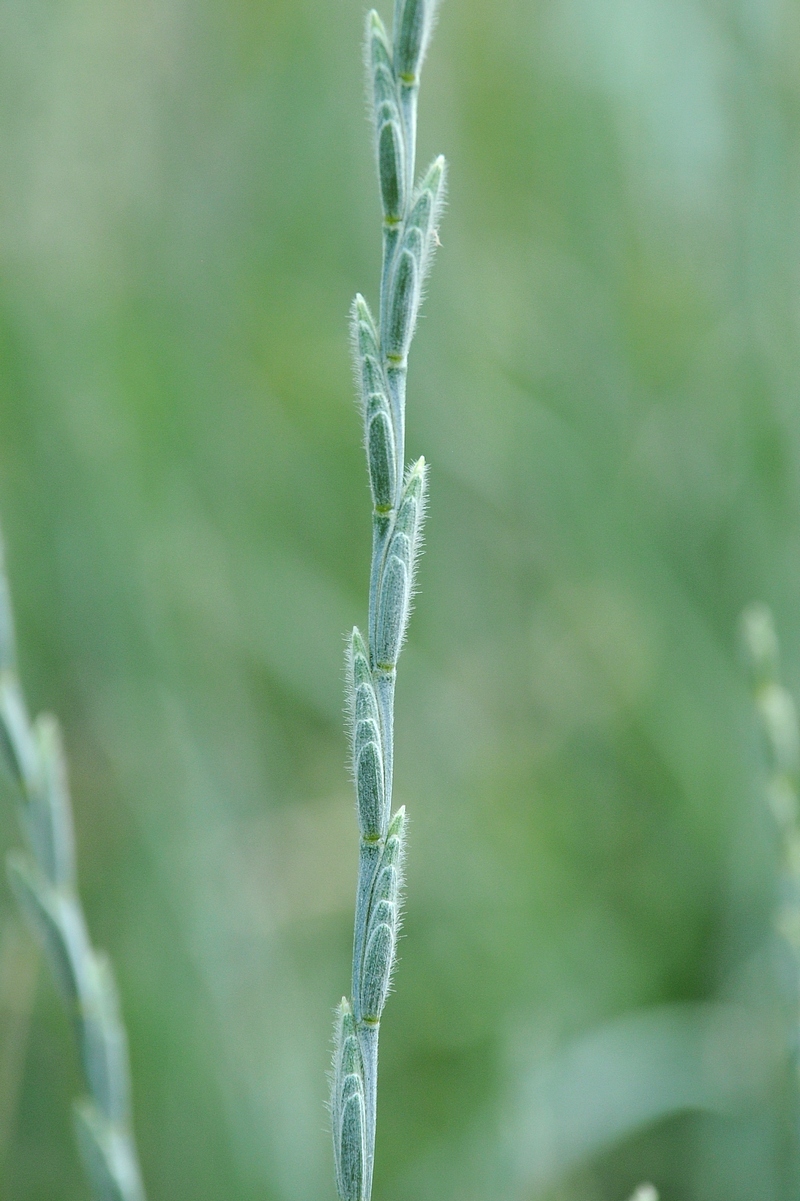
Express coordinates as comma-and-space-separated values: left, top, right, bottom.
0, 0, 798, 1197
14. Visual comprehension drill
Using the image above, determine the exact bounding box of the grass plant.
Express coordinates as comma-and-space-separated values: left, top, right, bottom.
330, 4, 446, 1200
0, 534, 146, 1201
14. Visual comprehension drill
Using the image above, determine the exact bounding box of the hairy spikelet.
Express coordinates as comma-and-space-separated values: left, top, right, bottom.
373, 460, 427, 669
331, 6, 446, 1201
392, 0, 440, 82
351, 297, 399, 509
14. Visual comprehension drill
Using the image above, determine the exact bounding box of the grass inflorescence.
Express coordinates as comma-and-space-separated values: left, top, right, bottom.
330, 4, 446, 1201
0, 534, 146, 1201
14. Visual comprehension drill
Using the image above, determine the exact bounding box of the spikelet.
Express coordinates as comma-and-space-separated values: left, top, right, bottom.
373, 460, 427, 670
351, 297, 398, 510
366, 11, 406, 224
393, 0, 440, 84
359, 809, 406, 1022
348, 628, 386, 839
331, 999, 366, 1201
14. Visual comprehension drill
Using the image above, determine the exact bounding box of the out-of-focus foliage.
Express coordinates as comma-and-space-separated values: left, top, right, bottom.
0, 0, 798, 1198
